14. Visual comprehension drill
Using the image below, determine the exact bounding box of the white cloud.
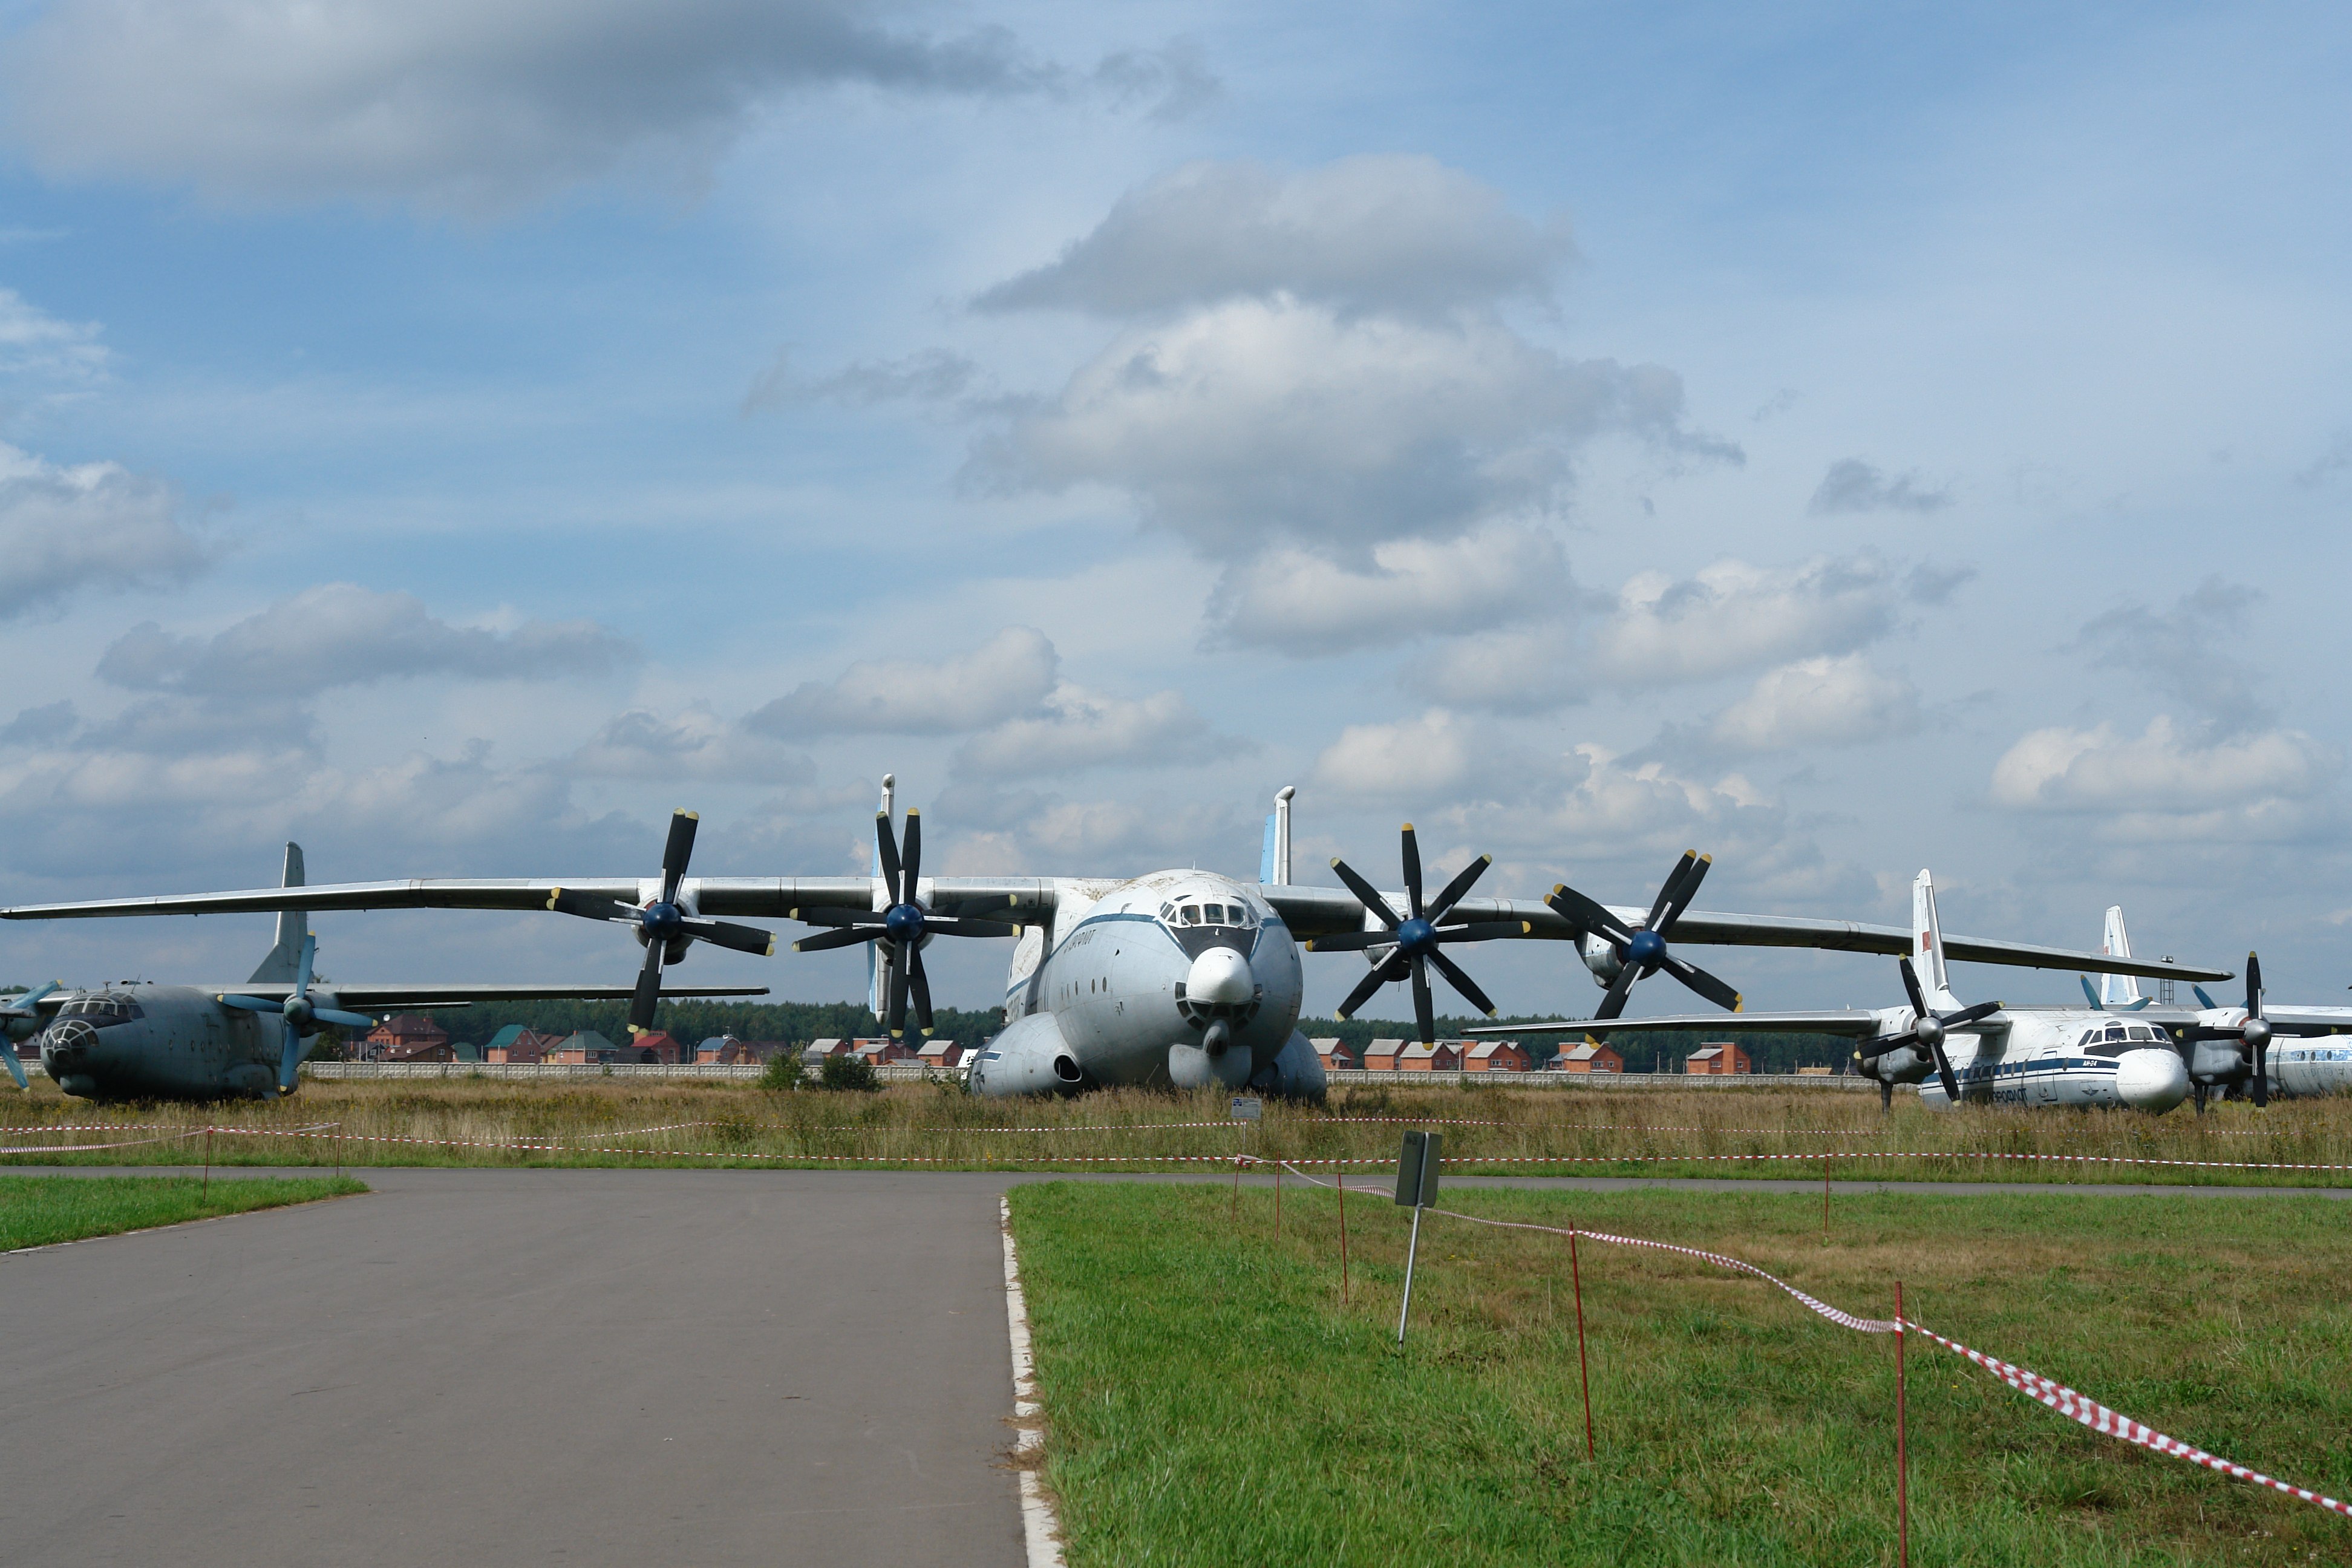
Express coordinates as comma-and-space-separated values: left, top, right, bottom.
1214, 526, 1570, 655
567, 707, 812, 782
0, 286, 106, 381
972, 298, 1710, 558
96, 584, 635, 696
1988, 714, 2337, 819
1808, 458, 1951, 515
952, 684, 1218, 778
1311, 708, 1498, 800
1594, 554, 1901, 689
934, 791, 1249, 878
1709, 655, 1920, 751
0, 442, 214, 613
1400, 622, 1586, 714
975, 155, 1573, 318
746, 627, 1058, 737
0, 0, 1071, 215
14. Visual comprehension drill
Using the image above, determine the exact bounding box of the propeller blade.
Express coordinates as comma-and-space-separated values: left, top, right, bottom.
1334, 956, 1403, 1021
627, 943, 664, 1034
2252, 1037, 2269, 1109
278, 1019, 305, 1095
942, 895, 1020, 920
1410, 953, 1435, 1045
1328, 857, 1400, 930
659, 809, 699, 905
678, 916, 777, 957
1592, 956, 1642, 1021
794, 926, 881, 955
907, 946, 936, 1037
901, 808, 923, 903
2246, 951, 2262, 1021
1896, 956, 1929, 1019
2193, 985, 2220, 1010
0, 979, 60, 1019
314, 1008, 376, 1030
1546, 883, 1635, 945
873, 811, 903, 903
217, 993, 288, 1014
548, 888, 635, 923
2080, 976, 2101, 1008
1399, 824, 1424, 919
1426, 947, 1497, 1019
1657, 952, 1742, 1012
886, 946, 911, 1039
1309, 929, 1399, 953
924, 916, 1021, 939
1925, 1034, 1961, 1104
1855, 1033, 1911, 1060
1433, 920, 1532, 944
296, 932, 317, 997
1, 1041, 23, 1089
1941, 1000, 2004, 1030
1425, 854, 1491, 923
1645, 852, 1699, 933
792, 906, 887, 929
1653, 853, 1711, 936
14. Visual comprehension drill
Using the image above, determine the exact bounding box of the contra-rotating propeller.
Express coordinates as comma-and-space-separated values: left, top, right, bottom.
1852, 955, 2003, 1105
1547, 851, 1743, 1020
0, 980, 62, 1089
2177, 952, 2278, 1109
218, 933, 376, 1094
543, 809, 778, 1036
1308, 824, 1530, 1046
790, 808, 1020, 1039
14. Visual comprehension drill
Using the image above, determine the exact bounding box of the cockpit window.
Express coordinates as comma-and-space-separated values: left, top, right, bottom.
2128, 1025, 2157, 1042
1181, 904, 1201, 925
1163, 898, 1256, 930
59, 996, 140, 1024
2102, 1025, 2128, 1042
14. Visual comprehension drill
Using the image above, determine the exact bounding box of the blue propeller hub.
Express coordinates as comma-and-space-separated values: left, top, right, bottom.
1394, 916, 1436, 955
640, 901, 685, 941
883, 903, 926, 944
1625, 928, 1666, 970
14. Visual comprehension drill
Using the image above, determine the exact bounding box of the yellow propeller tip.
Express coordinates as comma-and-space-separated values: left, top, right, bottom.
906, 806, 920, 817
1401, 822, 1415, 832
681, 809, 698, 821
762, 941, 777, 958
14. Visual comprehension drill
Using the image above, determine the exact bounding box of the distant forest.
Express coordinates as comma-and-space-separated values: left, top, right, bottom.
418, 998, 1850, 1071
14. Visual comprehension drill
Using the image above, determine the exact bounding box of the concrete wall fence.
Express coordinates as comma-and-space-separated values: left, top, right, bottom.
309, 1062, 1873, 1089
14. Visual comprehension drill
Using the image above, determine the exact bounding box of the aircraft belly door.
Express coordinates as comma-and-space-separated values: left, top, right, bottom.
2034, 1045, 2060, 1103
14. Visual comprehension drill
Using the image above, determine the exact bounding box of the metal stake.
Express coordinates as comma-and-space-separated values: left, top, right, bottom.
1396, 1201, 1426, 1343
1896, 1279, 1909, 1568
1570, 1227, 1594, 1460
1273, 1163, 1281, 1237
1823, 1152, 1831, 1241
1336, 1168, 1350, 1303
201, 1125, 212, 1201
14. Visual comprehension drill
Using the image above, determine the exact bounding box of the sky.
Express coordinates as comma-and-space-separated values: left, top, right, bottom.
0, 0, 2347, 1022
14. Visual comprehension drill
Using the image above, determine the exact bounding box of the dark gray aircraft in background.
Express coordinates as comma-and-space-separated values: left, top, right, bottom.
0, 844, 766, 1101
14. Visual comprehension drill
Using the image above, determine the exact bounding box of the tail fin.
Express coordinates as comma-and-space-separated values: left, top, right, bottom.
2099, 906, 2142, 1007
246, 843, 307, 984
1911, 868, 1962, 1010
1259, 786, 1295, 885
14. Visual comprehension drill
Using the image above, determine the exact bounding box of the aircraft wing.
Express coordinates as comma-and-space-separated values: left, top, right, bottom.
1263, 886, 2233, 981
1465, 1010, 1887, 1037
0, 877, 1063, 923
219, 982, 771, 1010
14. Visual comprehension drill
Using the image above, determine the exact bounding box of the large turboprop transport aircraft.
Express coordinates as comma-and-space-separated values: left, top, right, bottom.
1478, 869, 2260, 1115
0, 788, 2227, 1101
0, 844, 766, 1101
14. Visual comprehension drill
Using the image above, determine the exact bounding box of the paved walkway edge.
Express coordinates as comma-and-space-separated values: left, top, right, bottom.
1002, 1195, 1067, 1568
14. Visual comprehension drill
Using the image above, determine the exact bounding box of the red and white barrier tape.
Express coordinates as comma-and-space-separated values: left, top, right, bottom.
0, 1129, 207, 1154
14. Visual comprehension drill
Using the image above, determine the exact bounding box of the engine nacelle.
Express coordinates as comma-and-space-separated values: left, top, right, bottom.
1247, 1030, 1328, 1103
969, 1011, 1084, 1098
1580, 933, 1622, 987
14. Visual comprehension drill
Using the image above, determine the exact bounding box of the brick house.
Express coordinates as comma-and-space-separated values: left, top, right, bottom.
1398, 1040, 1462, 1071
852, 1037, 916, 1065
546, 1030, 619, 1064
624, 1031, 684, 1065
484, 1025, 561, 1064
915, 1039, 969, 1071
1311, 1037, 1353, 1071
1360, 1037, 1406, 1071
1685, 1041, 1752, 1075
366, 1012, 449, 1062
1465, 1040, 1530, 1072
1555, 1041, 1624, 1074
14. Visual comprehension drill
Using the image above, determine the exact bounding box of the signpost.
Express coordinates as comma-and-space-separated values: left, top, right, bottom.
1394, 1129, 1442, 1342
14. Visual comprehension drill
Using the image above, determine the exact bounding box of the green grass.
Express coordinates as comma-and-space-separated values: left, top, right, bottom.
1008, 1181, 2352, 1566
0, 1174, 367, 1250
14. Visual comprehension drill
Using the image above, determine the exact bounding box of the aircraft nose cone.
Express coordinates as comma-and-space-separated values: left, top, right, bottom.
2117, 1047, 2190, 1114
1186, 946, 1255, 1008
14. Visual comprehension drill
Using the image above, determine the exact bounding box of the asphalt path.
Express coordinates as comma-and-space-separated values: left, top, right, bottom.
1, 1168, 1030, 1568
8, 1166, 2349, 1568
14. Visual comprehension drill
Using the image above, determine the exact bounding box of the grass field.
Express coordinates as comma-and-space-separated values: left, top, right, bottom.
1007, 1180, 2352, 1566
2, 1076, 2351, 1186
0, 1174, 367, 1250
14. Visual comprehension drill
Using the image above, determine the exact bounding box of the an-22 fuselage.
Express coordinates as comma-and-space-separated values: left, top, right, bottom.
972, 870, 1321, 1098
34, 985, 289, 1100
